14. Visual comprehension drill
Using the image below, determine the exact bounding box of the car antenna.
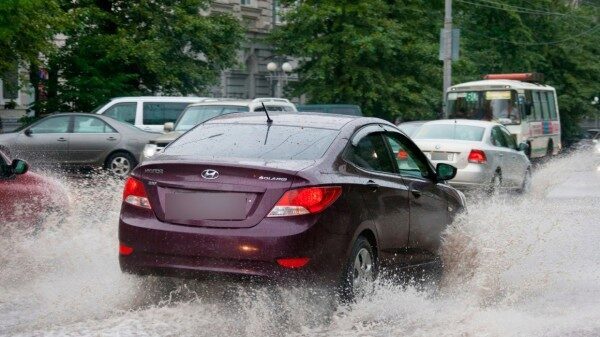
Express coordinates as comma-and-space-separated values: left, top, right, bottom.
261, 102, 273, 124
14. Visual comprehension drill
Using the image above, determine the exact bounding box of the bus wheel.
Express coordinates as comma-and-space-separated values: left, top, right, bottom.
546, 140, 554, 157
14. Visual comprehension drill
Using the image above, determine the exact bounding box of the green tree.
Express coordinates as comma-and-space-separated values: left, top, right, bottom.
51, 0, 244, 112
0, 0, 63, 101
272, 0, 443, 121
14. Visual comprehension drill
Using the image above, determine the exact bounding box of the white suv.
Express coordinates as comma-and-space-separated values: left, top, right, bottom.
141, 98, 297, 161
93, 96, 209, 133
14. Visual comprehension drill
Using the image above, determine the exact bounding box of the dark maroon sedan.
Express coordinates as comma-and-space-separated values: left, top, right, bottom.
119, 112, 465, 298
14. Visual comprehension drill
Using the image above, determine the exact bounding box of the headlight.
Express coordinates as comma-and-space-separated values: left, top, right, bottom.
143, 144, 158, 158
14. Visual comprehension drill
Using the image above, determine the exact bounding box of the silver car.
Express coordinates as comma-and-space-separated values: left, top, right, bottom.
412, 119, 532, 192
0, 113, 159, 176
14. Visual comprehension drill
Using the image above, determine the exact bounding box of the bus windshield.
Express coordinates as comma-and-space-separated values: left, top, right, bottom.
447, 90, 520, 125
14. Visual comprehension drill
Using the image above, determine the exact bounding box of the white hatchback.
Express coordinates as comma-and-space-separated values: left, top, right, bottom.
93, 96, 209, 133
411, 119, 532, 192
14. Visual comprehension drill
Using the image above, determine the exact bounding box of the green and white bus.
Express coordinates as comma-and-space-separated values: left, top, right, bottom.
446, 73, 561, 158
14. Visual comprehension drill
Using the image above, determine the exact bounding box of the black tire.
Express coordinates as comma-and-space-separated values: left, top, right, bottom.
340, 236, 377, 302
105, 152, 136, 177
525, 141, 532, 159
488, 171, 502, 195
546, 140, 554, 157
519, 168, 532, 194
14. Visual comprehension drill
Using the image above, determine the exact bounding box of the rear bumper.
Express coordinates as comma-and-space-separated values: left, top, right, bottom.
118, 205, 350, 283
444, 163, 493, 189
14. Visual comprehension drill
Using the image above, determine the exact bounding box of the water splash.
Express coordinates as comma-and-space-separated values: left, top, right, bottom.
1, 151, 599, 337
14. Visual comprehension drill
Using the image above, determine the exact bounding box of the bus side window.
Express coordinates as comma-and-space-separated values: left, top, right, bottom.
540, 92, 549, 121
524, 90, 534, 120
532, 91, 542, 121
547, 92, 557, 120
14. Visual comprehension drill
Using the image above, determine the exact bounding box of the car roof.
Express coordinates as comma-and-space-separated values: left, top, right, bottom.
187, 98, 296, 108
421, 119, 500, 128
399, 120, 428, 125
205, 111, 361, 130
297, 104, 360, 108
109, 96, 209, 102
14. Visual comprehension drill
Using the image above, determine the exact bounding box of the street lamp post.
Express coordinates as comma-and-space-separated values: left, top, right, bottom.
266, 61, 293, 98
592, 96, 599, 128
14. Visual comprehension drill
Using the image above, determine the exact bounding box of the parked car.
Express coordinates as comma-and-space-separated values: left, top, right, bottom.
0, 113, 159, 177
119, 112, 465, 299
0, 149, 68, 227
397, 121, 427, 137
93, 96, 210, 132
412, 119, 532, 192
141, 98, 298, 161
296, 104, 362, 116
572, 128, 600, 152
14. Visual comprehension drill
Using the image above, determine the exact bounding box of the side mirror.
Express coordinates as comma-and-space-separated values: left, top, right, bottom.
436, 163, 457, 182
24, 128, 33, 136
11, 159, 29, 175
518, 142, 530, 152
164, 122, 174, 132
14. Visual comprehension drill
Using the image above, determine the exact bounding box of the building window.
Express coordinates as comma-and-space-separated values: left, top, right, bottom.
241, 0, 252, 5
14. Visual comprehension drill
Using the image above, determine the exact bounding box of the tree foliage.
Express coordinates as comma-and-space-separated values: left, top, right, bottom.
50, 0, 244, 111
274, 0, 599, 139
0, 0, 63, 87
272, 0, 443, 120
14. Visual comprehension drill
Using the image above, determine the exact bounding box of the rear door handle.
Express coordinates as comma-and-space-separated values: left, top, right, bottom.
366, 180, 379, 192
107, 136, 117, 141
57, 137, 67, 142
411, 189, 422, 198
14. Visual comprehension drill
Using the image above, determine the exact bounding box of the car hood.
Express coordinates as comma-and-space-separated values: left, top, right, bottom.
151, 131, 183, 145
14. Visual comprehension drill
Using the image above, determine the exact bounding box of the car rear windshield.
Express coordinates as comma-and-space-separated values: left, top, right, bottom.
175, 105, 250, 131
414, 124, 485, 141
166, 123, 339, 160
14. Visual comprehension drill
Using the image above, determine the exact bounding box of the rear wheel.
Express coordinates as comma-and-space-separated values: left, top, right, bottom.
519, 168, 532, 194
488, 171, 502, 195
340, 236, 377, 302
106, 152, 136, 178
546, 140, 554, 157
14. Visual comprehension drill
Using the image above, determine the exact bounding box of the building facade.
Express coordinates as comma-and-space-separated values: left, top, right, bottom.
209, 0, 297, 100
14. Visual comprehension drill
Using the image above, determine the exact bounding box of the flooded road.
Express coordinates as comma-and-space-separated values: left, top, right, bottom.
1, 150, 599, 337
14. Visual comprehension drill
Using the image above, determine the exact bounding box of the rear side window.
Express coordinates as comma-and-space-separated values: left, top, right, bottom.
491, 127, 508, 147
499, 127, 517, 150
345, 133, 395, 173
166, 124, 338, 160
414, 124, 485, 141
143, 102, 190, 125
73, 116, 117, 133
102, 102, 136, 124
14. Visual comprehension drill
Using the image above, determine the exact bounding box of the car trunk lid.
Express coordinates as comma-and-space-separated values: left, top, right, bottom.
139, 159, 312, 228
415, 139, 483, 169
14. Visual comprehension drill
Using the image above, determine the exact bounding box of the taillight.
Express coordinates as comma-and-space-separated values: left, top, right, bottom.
123, 177, 151, 209
468, 149, 487, 164
267, 186, 342, 217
